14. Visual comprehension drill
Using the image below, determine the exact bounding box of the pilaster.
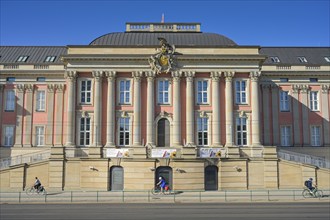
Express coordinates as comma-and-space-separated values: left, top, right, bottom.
291, 84, 301, 146
321, 85, 330, 147
262, 84, 271, 145
54, 84, 64, 146
185, 71, 195, 146
45, 84, 56, 147
172, 71, 182, 146
300, 84, 309, 146
132, 71, 143, 146
105, 71, 116, 147
64, 70, 77, 147
14, 84, 24, 147
271, 84, 280, 146
224, 71, 235, 147
23, 84, 34, 147
145, 71, 156, 145
92, 70, 103, 148
250, 71, 261, 146
210, 71, 221, 147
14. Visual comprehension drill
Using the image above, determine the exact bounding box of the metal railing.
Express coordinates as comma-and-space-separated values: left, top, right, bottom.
278, 149, 330, 169
0, 150, 51, 170
0, 189, 329, 204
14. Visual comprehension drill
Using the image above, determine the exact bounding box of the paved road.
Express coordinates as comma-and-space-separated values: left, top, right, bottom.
1, 203, 329, 220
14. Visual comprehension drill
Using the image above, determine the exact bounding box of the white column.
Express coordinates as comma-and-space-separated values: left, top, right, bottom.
54, 84, 64, 146
321, 85, 330, 147
14, 84, 24, 147
0, 85, 3, 146
92, 71, 103, 147
145, 71, 156, 145
224, 71, 235, 146
211, 71, 221, 146
64, 71, 77, 147
185, 71, 195, 145
262, 84, 271, 145
23, 84, 33, 147
291, 85, 301, 146
250, 71, 261, 146
132, 71, 143, 146
300, 85, 309, 146
172, 71, 182, 146
105, 71, 116, 147
46, 84, 55, 146
271, 84, 280, 146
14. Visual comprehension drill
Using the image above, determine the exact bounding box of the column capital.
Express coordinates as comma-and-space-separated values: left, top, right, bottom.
224, 71, 235, 81
64, 70, 77, 80
185, 71, 195, 82
132, 71, 143, 82
249, 71, 261, 81
210, 71, 221, 81
291, 84, 300, 94
172, 71, 182, 81
24, 84, 34, 93
321, 84, 330, 93
145, 71, 156, 80
55, 84, 65, 93
0, 84, 4, 93
300, 84, 309, 93
47, 84, 56, 93
16, 84, 25, 93
105, 71, 116, 82
92, 70, 103, 82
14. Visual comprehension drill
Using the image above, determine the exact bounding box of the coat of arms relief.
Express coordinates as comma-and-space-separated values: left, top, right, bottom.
148, 37, 177, 74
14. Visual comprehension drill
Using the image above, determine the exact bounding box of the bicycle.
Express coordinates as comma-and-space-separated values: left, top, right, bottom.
26, 185, 47, 195
302, 187, 323, 198
151, 185, 171, 195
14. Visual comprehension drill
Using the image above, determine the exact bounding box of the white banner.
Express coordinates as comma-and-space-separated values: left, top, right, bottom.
151, 149, 177, 158
199, 148, 225, 158
106, 149, 129, 158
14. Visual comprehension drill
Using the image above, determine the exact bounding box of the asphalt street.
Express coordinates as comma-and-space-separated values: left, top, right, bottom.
1, 203, 329, 220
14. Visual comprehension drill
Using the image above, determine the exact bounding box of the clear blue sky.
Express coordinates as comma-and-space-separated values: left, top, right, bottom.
1, 0, 329, 46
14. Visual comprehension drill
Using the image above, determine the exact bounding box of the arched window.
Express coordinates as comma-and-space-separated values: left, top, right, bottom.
205, 165, 218, 191
110, 166, 124, 191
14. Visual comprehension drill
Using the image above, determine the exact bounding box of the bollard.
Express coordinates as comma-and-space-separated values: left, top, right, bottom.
293, 190, 296, 201
199, 191, 202, 202
250, 190, 252, 201
71, 191, 73, 203
18, 191, 21, 203
122, 191, 125, 203
225, 190, 227, 202
97, 191, 99, 203
268, 190, 270, 201
44, 193, 47, 203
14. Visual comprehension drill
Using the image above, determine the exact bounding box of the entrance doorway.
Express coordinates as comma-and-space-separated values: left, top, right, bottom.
157, 118, 170, 147
204, 165, 218, 191
110, 166, 124, 191
155, 166, 172, 189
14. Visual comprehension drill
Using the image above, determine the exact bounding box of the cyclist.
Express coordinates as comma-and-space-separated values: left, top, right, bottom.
304, 177, 315, 194
34, 177, 42, 192
156, 176, 166, 193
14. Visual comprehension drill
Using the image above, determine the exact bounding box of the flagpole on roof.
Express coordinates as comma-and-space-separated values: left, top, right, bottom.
161, 13, 165, 23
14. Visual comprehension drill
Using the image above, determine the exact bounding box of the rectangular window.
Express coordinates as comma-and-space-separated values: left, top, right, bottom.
36, 91, 46, 111
309, 78, 318, 83
4, 126, 14, 147
197, 80, 208, 104
119, 117, 130, 146
197, 117, 208, 146
79, 117, 91, 146
5, 90, 15, 111
281, 126, 291, 146
35, 126, 45, 146
235, 81, 247, 104
45, 56, 56, 62
311, 126, 321, 146
16, 56, 29, 62
310, 91, 319, 111
80, 80, 92, 104
280, 91, 290, 112
236, 117, 247, 146
119, 80, 131, 104
158, 80, 169, 104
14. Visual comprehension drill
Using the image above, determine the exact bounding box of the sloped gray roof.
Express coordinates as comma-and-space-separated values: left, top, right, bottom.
260, 47, 330, 65
90, 32, 237, 46
0, 46, 67, 64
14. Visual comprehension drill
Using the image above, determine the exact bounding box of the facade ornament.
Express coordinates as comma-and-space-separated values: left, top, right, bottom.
64, 70, 77, 81
210, 71, 221, 82
105, 71, 116, 82
321, 84, 330, 93
239, 110, 248, 118
148, 37, 177, 74
0, 84, 5, 92
300, 84, 309, 93
291, 84, 300, 93
224, 71, 235, 81
81, 111, 89, 118
145, 71, 156, 81
24, 84, 34, 92
199, 111, 208, 118
184, 71, 195, 82
159, 110, 172, 119
55, 84, 65, 92
249, 71, 261, 81
47, 84, 56, 92
132, 71, 143, 82
92, 70, 103, 82
120, 111, 129, 118
16, 84, 25, 93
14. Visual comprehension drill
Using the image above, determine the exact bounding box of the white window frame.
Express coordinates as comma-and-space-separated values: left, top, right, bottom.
45, 56, 56, 62
197, 116, 209, 146
36, 90, 46, 112
3, 125, 15, 147
118, 117, 131, 146
5, 90, 15, 111
195, 79, 210, 105
17, 56, 29, 62
235, 79, 249, 105
35, 126, 45, 146
79, 117, 91, 146
78, 79, 92, 105
280, 126, 291, 147
325, 57, 330, 62
157, 79, 171, 105
270, 56, 281, 63
279, 91, 290, 112
309, 91, 319, 111
236, 117, 248, 146
117, 79, 132, 105
311, 125, 321, 146
298, 56, 308, 63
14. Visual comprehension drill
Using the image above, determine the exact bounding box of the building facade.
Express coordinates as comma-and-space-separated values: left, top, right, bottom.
0, 22, 329, 191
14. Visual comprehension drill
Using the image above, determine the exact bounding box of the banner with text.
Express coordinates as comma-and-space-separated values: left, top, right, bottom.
106, 149, 129, 158
151, 149, 177, 158
199, 148, 226, 158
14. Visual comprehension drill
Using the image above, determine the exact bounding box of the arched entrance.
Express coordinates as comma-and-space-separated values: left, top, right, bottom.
204, 165, 218, 191
110, 166, 124, 191
155, 166, 172, 189
157, 118, 170, 147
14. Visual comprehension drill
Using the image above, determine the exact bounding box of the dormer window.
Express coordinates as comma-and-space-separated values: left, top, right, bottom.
270, 56, 280, 63
17, 56, 29, 62
325, 57, 330, 62
298, 56, 308, 63
45, 56, 56, 62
